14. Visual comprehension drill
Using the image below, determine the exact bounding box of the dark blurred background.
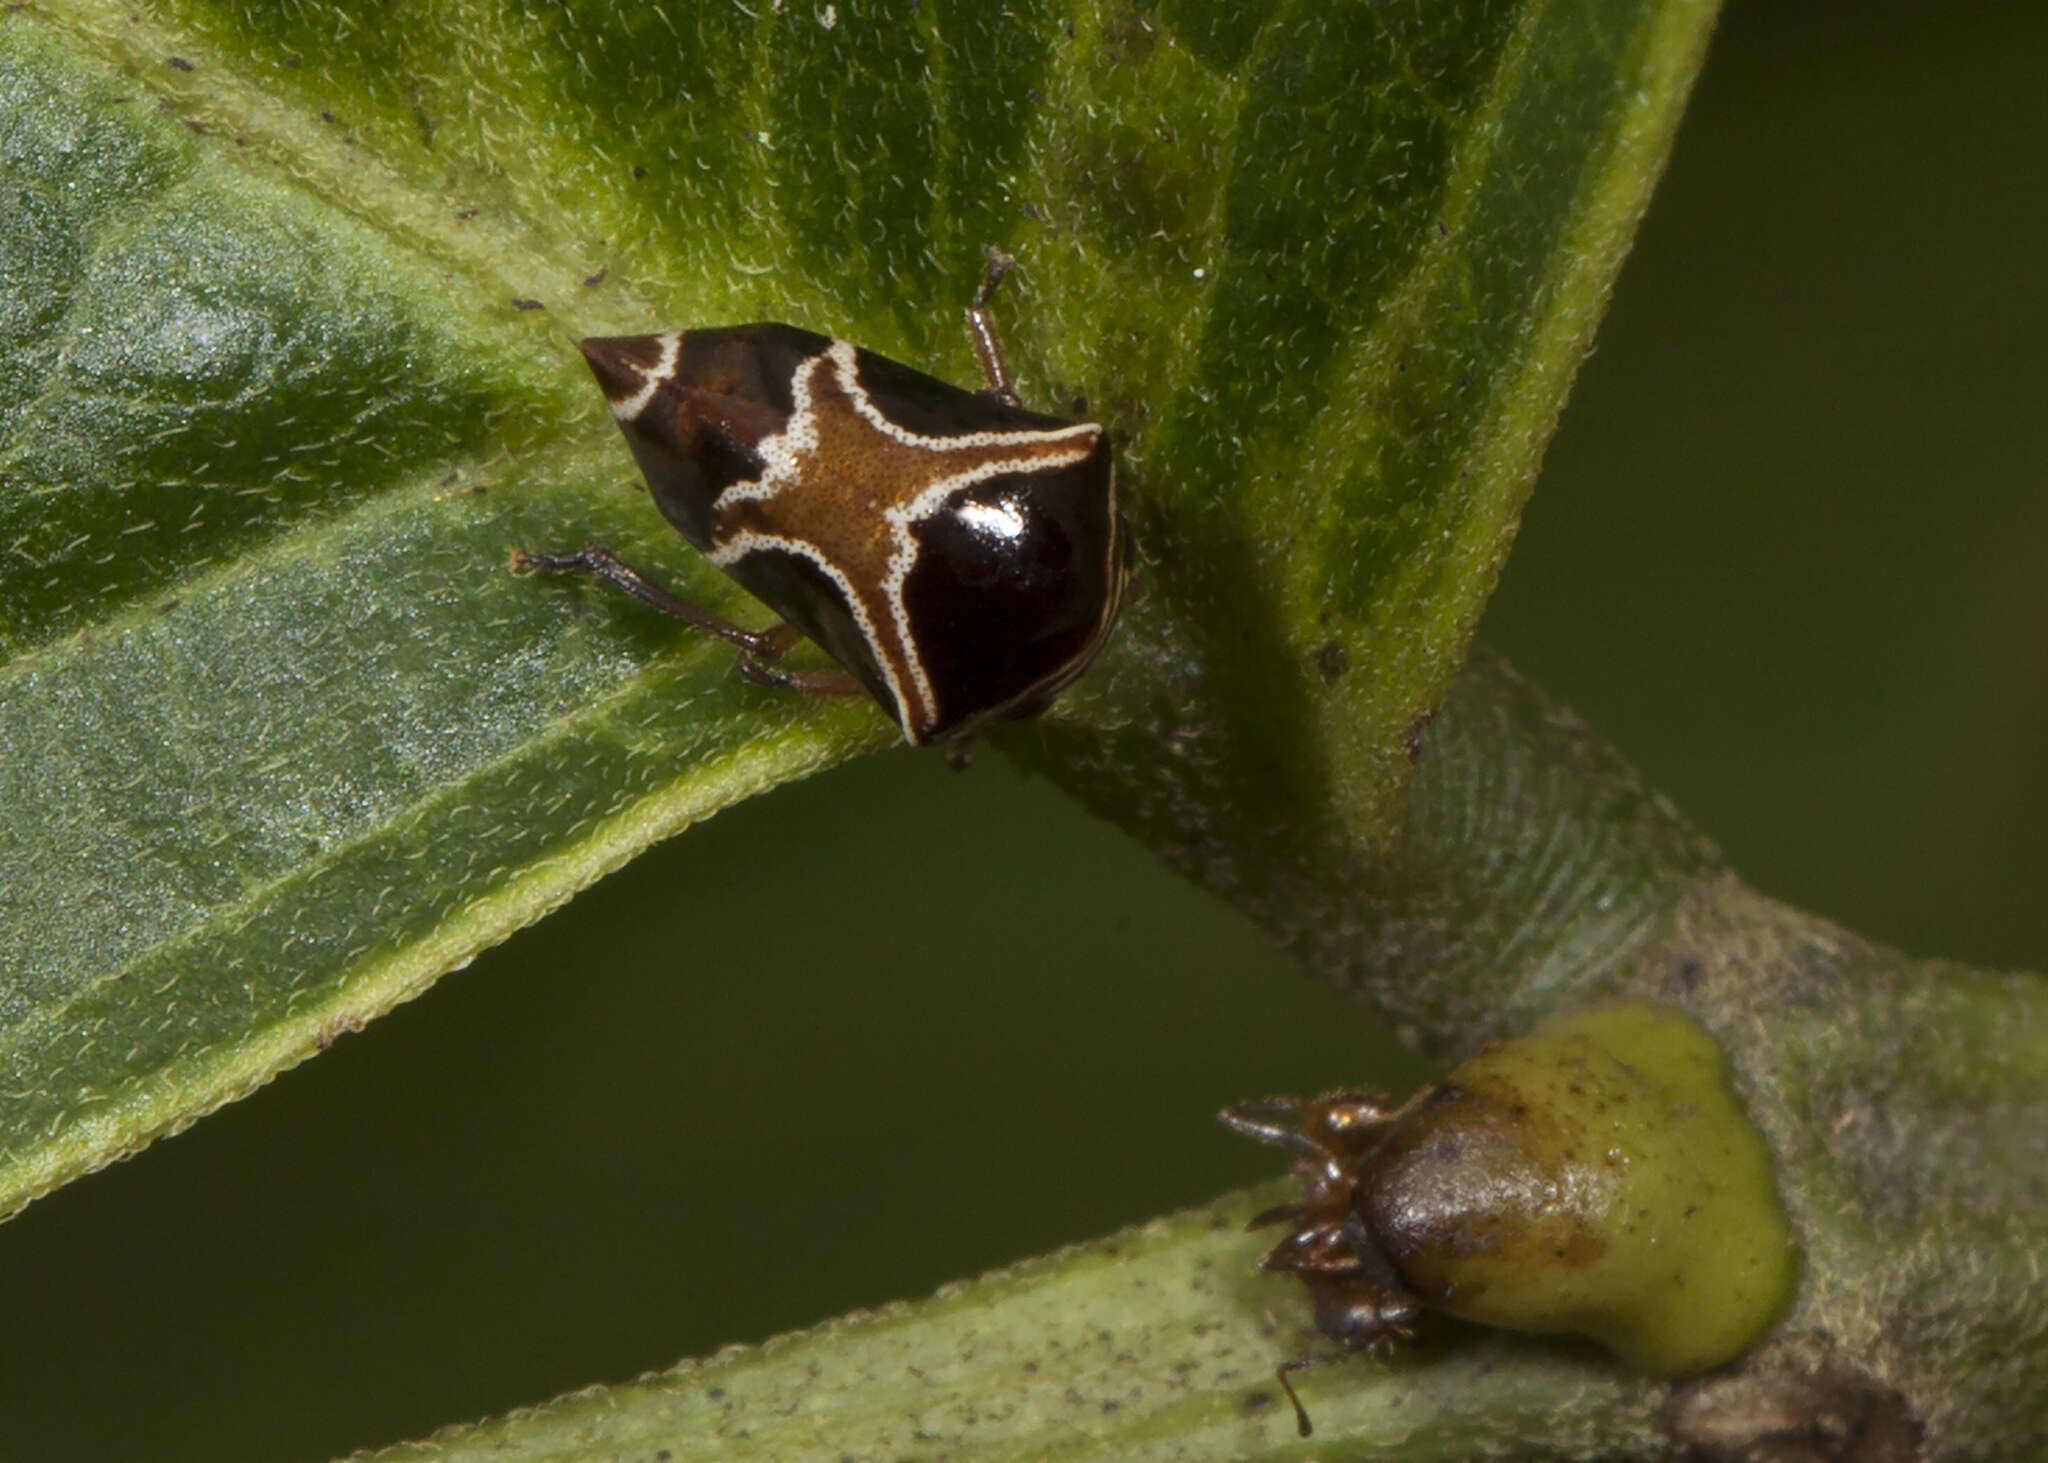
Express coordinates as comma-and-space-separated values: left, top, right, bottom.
4, 4, 2042, 1458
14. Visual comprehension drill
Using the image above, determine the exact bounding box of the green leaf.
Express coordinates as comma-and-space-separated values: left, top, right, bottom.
0, 0, 1709, 1221
1, 11, 903, 1216
357, 1185, 1671, 1463
0, 0, 1788, 1456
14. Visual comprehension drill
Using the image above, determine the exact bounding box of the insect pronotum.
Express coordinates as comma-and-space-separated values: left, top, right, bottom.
513, 250, 1127, 749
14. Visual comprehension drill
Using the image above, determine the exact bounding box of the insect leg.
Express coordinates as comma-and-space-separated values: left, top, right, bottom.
732, 653, 864, 697
1273, 1351, 1371, 1439
1218, 1102, 1329, 1164
728, 621, 863, 694
964, 245, 1023, 407
510, 544, 788, 657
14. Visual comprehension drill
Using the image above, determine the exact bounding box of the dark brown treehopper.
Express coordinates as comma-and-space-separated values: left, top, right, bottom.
514, 250, 1127, 748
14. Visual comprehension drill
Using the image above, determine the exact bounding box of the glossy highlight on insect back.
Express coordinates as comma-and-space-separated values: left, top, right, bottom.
513, 252, 1127, 746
